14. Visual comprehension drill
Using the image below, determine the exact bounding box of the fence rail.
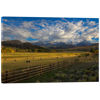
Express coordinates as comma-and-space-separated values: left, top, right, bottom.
2, 60, 68, 83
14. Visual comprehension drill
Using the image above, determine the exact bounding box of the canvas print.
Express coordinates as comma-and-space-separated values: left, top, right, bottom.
1, 17, 99, 83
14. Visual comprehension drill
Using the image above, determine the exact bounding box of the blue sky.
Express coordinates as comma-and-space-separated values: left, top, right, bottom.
2, 17, 99, 44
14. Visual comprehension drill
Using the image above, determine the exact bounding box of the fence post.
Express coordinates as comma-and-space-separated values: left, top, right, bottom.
63, 60, 65, 68
49, 64, 52, 71
27, 66, 30, 76
57, 61, 60, 69
40, 65, 43, 75
5, 70, 8, 83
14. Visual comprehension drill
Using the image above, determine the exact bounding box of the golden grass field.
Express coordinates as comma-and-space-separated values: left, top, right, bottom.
2, 52, 82, 71
18, 52, 98, 82
1, 51, 99, 82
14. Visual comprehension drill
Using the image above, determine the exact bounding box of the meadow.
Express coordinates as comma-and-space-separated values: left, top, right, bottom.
1, 51, 99, 82
20, 52, 99, 82
2, 52, 81, 71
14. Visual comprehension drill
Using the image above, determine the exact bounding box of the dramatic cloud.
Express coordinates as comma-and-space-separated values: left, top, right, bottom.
2, 17, 99, 44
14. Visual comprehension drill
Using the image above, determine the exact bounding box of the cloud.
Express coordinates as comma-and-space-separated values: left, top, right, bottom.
3, 19, 8, 22
2, 18, 99, 44
88, 21, 97, 26
32, 20, 98, 44
2, 23, 34, 40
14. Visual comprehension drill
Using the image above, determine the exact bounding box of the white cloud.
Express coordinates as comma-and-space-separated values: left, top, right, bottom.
2, 19, 99, 44
88, 21, 97, 26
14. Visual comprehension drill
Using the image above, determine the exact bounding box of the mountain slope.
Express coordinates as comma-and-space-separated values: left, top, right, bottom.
67, 43, 98, 51
32, 41, 75, 49
2, 40, 50, 52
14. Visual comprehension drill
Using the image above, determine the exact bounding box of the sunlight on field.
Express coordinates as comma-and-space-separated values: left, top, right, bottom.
2, 52, 82, 71
1, 52, 98, 82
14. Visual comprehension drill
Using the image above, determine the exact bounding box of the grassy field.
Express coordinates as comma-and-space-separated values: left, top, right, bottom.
19, 53, 99, 82
1, 52, 82, 71
1, 52, 99, 82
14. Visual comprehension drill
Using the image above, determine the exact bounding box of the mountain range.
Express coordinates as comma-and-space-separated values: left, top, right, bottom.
32, 40, 97, 49
2, 40, 98, 51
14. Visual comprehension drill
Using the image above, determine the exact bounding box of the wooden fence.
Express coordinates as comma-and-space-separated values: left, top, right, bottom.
2, 60, 69, 83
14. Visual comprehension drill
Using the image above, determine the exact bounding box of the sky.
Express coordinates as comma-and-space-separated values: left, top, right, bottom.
1, 17, 99, 44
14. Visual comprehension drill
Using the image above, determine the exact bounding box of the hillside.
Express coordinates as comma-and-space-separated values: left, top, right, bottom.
1, 40, 99, 52
32, 41, 75, 49
32, 40, 98, 50
67, 43, 98, 51
2, 40, 50, 52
